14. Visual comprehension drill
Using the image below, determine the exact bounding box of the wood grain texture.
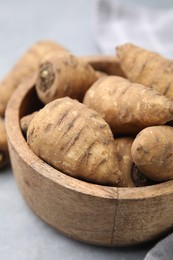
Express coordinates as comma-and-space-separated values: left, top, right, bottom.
5, 61, 173, 246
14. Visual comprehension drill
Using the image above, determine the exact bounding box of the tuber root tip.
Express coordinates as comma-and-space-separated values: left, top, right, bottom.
38, 62, 55, 92
40, 70, 49, 78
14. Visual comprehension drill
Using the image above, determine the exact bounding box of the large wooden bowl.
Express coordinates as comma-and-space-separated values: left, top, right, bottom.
5, 75, 173, 246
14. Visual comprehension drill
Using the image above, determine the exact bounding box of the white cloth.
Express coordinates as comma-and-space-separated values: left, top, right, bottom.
94, 1, 173, 259
94, 0, 173, 58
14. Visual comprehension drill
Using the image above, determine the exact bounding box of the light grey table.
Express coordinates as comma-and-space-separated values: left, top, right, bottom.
0, 0, 158, 259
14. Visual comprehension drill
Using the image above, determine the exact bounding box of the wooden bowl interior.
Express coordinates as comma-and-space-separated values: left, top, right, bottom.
19, 86, 43, 118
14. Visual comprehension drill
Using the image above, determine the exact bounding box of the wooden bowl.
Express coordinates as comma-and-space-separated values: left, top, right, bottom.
5, 75, 173, 247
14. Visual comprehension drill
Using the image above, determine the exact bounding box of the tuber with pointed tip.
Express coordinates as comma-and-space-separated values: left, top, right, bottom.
20, 111, 38, 134
83, 76, 173, 135
27, 97, 123, 186
117, 43, 173, 100
36, 52, 99, 104
0, 40, 68, 117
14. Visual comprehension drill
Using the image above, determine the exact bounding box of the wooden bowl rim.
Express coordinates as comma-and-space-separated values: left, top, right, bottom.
5, 74, 173, 201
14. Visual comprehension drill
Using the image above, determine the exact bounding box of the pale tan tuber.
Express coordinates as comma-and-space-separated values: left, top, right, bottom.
36, 51, 99, 104
131, 125, 173, 182
27, 97, 123, 186
83, 76, 173, 135
0, 40, 68, 117
117, 43, 173, 100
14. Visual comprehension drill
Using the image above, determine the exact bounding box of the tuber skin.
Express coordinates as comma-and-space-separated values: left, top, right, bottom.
131, 125, 173, 182
0, 40, 68, 117
36, 51, 99, 104
81, 55, 125, 77
27, 97, 123, 186
0, 117, 9, 169
117, 43, 173, 100
114, 138, 134, 187
83, 76, 173, 135
20, 111, 38, 134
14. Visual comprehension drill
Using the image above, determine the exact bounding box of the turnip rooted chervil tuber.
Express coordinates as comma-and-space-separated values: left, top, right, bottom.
0, 117, 9, 169
0, 40, 68, 117
117, 43, 173, 100
83, 76, 173, 135
35, 51, 99, 104
27, 97, 122, 186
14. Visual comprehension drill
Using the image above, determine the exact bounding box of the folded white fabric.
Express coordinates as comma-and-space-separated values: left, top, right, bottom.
94, 1, 173, 259
94, 0, 173, 58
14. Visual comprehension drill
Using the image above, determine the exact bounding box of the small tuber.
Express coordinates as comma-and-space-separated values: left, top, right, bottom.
131, 125, 173, 182
117, 43, 173, 100
36, 51, 99, 104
